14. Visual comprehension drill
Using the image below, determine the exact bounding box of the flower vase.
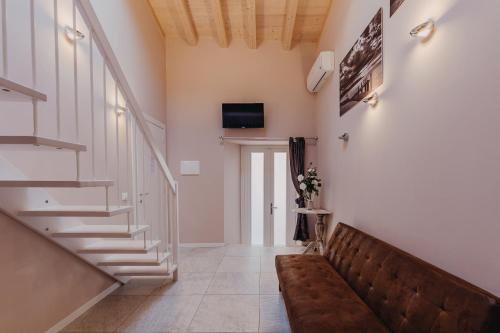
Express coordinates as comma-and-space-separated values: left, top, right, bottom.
306, 199, 314, 210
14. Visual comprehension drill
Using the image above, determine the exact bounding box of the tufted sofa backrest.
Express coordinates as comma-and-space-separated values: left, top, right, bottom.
324, 223, 500, 333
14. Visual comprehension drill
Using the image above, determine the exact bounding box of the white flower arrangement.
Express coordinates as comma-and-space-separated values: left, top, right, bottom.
297, 163, 322, 201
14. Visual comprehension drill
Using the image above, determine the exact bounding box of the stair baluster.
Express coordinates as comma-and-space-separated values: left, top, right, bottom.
0, 0, 179, 280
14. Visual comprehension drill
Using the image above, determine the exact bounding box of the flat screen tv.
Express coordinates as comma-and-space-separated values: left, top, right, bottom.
222, 103, 264, 128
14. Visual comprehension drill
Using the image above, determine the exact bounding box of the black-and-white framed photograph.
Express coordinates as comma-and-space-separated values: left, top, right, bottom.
339, 8, 383, 117
390, 0, 406, 17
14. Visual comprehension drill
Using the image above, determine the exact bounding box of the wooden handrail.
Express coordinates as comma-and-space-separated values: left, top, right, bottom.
75, 0, 176, 192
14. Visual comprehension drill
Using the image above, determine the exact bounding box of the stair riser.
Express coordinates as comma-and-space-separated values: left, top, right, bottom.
0, 77, 47, 101
20, 211, 130, 217
114, 264, 177, 277
77, 240, 160, 255
53, 234, 135, 238
98, 262, 162, 267
0, 136, 86, 151
115, 273, 171, 277
78, 250, 150, 254
0, 181, 114, 188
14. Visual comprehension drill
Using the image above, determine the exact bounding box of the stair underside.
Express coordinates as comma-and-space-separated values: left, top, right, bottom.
0, 76, 47, 101
114, 263, 177, 277
97, 253, 170, 267
19, 205, 133, 217
0, 136, 86, 151
52, 225, 149, 238
77, 240, 161, 254
0, 180, 113, 188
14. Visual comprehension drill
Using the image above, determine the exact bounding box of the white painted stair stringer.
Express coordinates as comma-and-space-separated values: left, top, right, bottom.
0, 154, 131, 283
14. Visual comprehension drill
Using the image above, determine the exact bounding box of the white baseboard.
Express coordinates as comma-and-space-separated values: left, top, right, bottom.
46, 282, 121, 333
180, 243, 225, 248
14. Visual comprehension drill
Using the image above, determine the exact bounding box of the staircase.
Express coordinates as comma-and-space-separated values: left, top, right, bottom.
0, 0, 179, 282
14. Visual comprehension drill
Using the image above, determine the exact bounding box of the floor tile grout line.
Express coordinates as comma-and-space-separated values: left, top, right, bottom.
185, 294, 204, 333
110, 294, 151, 333
67, 246, 299, 333
185, 252, 222, 332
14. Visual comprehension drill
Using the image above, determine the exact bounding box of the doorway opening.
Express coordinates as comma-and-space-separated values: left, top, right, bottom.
241, 146, 294, 247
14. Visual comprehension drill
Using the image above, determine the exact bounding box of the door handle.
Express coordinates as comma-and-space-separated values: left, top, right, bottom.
270, 203, 278, 215
138, 192, 150, 204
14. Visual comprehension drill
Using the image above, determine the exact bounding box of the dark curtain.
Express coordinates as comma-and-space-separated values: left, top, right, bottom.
289, 137, 309, 241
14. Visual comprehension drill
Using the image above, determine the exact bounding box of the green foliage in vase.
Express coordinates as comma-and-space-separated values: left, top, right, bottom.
297, 163, 322, 201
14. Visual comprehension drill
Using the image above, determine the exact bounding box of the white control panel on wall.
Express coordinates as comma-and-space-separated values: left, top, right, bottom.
180, 161, 200, 175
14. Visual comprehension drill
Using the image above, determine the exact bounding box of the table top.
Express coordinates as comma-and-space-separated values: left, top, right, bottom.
292, 208, 332, 215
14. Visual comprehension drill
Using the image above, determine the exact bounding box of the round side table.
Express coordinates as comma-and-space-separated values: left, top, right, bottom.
292, 208, 332, 255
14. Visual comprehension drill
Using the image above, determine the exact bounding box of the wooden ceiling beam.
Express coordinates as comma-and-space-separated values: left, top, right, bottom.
174, 0, 197, 46
282, 0, 299, 50
209, 0, 228, 47
242, 0, 257, 49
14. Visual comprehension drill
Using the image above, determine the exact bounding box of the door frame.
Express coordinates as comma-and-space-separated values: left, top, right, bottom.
240, 145, 293, 246
131, 114, 166, 231
144, 113, 167, 159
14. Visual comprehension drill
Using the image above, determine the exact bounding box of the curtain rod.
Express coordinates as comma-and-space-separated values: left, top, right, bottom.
219, 136, 319, 145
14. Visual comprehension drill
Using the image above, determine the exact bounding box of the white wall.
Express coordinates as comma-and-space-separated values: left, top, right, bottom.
89, 0, 166, 123
165, 38, 317, 243
316, 0, 500, 296
0, 212, 114, 333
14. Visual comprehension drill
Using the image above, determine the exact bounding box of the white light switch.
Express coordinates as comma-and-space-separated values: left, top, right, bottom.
180, 161, 200, 175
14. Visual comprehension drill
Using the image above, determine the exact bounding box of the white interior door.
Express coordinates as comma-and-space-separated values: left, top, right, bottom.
241, 146, 294, 246
144, 114, 167, 159
132, 115, 166, 232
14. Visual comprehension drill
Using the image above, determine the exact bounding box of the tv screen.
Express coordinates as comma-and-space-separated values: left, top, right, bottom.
222, 103, 264, 128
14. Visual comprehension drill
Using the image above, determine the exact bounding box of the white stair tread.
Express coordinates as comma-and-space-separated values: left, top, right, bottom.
19, 205, 133, 217
0, 179, 113, 188
0, 136, 86, 151
98, 253, 170, 267
77, 240, 161, 254
114, 263, 177, 277
0, 76, 47, 101
52, 225, 149, 238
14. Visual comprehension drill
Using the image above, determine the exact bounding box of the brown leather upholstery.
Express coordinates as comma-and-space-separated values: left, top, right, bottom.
276, 254, 390, 333
276, 222, 500, 333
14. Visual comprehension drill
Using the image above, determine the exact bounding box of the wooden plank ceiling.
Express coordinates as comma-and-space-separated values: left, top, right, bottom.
149, 0, 332, 50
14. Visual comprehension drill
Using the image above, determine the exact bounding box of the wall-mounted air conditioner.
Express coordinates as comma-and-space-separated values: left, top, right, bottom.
306, 51, 334, 93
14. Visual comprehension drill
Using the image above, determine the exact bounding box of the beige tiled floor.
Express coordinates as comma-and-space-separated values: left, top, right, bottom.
61, 244, 302, 333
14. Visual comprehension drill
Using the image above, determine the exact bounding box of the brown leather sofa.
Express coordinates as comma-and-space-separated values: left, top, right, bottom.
275, 223, 500, 333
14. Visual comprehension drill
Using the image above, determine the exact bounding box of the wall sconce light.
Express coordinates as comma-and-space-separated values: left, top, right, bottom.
338, 133, 349, 142
64, 26, 85, 42
410, 19, 435, 40
116, 105, 127, 116
362, 93, 378, 107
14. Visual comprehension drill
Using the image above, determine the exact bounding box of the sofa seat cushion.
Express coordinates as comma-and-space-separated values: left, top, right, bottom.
276, 254, 390, 333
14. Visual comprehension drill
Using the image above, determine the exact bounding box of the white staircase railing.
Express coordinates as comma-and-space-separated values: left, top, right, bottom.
76, 0, 179, 276
0, 0, 179, 280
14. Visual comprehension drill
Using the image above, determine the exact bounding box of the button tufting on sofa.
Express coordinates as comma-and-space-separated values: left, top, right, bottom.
275, 223, 500, 333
